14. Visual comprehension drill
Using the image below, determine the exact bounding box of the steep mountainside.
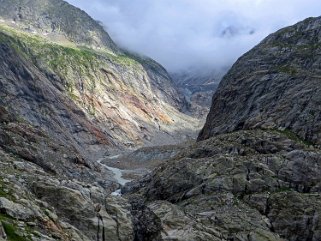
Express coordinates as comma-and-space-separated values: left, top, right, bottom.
125, 17, 321, 241
171, 68, 227, 118
199, 17, 321, 145
0, 0, 200, 160
0, 0, 119, 51
0, 102, 124, 240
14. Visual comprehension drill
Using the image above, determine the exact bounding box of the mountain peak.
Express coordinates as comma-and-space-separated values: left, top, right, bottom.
0, 0, 119, 52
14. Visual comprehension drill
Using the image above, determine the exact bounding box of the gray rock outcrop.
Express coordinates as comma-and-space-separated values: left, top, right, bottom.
126, 130, 321, 240
0, 0, 119, 52
199, 17, 321, 145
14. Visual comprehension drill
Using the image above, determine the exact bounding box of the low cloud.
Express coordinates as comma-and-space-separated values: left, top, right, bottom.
66, 0, 321, 72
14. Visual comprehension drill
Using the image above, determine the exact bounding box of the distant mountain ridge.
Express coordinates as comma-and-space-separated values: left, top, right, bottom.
171, 67, 228, 118
170, 22, 256, 118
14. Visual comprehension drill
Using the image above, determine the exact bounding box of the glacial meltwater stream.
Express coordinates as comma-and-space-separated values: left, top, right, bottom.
97, 156, 131, 186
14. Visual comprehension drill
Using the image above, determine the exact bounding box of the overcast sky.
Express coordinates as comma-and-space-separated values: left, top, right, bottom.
66, 0, 321, 72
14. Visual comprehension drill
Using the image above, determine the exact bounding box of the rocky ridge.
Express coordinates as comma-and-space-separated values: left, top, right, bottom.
199, 17, 321, 145
0, 105, 125, 240
0, 0, 119, 52
125, 129, 321, 240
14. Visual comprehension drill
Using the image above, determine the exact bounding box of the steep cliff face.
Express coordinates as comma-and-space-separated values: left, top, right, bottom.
0, 0, 186, 112
199, 17, 321, 144
0, 101, 128, 240
0, 0, 200, 158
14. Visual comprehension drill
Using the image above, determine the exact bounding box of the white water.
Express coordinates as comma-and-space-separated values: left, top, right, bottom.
108, 154, 121, 159
111, 189, 122, 196
96, 157, 131, 186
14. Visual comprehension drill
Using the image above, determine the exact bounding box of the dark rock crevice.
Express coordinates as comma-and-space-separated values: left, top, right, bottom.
130, 199, 163, 241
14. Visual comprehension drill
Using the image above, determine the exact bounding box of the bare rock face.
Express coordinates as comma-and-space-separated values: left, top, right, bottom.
130, 198, 163, 241
0, 222, 6, 240
199, 17, 321, 145
0, 40, 114, 161
1, 1, 321, 241
0, 0, 119, 52
126, 130, 321, 240
0, 148, 134, 240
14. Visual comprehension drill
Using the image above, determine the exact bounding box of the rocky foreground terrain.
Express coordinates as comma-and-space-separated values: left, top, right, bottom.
125, 129, 321, 240
0, 1, 321, 241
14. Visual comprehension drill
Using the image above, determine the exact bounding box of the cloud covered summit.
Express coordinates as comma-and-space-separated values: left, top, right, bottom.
67, 0, 321, 71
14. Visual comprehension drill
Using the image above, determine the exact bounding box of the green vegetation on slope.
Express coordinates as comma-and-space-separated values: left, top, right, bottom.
0, 212, 32, 241
0, 23, 144, 116
275, 128, 314, 146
